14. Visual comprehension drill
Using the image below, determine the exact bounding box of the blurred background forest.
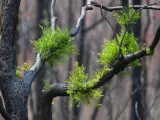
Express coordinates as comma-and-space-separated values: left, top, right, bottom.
1, 0, 160, 120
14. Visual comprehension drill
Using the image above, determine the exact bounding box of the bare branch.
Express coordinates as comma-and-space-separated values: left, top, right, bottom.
100, 5, 119, 47
51, 0, 57, 30
91, 1, 160, 12
70, 5, 93, 37
84, 0, 115, 33
149, 25, 160, 51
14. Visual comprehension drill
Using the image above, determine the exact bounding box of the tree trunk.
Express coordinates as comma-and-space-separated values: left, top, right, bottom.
131, 1, 147, 120
0, 0, 28, 119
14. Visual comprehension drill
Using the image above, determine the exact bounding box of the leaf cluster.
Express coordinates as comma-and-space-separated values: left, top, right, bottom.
146, 48, 154, 55
16, 62, 30, 78
66, 62, 111, 106
33, 27, 76, 66
114, 7, 141, 27
99, 7, 141, 66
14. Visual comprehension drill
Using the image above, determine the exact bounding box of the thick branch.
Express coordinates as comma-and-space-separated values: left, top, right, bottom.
23, 54, 44, 96
91, 1, 160, 12
42, 83, 68, 101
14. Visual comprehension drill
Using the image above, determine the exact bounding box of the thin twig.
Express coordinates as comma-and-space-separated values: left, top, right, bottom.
91, 1, 160, 12
100, 5, 119, 47
84, 0, 115, 32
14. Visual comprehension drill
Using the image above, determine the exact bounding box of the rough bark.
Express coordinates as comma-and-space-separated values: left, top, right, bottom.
0, 0, 28, 119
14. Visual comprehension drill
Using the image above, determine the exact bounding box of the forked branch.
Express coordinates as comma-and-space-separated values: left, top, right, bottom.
23, 0, 93, 97
43, 24, 160, 100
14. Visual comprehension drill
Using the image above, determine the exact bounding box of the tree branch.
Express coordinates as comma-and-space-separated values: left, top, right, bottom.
84, 0, 116, 32
23, 0, 59, 97
43, 24, 160, 100
23, 0, 93, 98
70, 5, 93, 37
23, 54, 44, 96
42, 83, 68, 101
149, 25, 160, 51
91, 1, 160, 12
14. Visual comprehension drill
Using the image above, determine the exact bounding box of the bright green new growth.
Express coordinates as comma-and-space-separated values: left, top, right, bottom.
98, 39, 119, 65
66, 62, 111, 107
99, 7, 141, 66
146, 48, 154, 55
114, 7, 141, 27
16, 62, 30, 78
30, 7, 142, 107
33, 27, 76, 66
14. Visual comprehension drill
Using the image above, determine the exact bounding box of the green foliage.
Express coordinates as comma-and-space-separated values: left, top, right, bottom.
146, 48, 154, 55
16, 62, 30, 78
16, 70, 22, 78
65, 7, 142, 107
23, 62, 30, 70
98, 39, 119, 65
33, 27, 76, 66
66, 62, 111, 107
29, 7, 143, 108
114, 7, 141, 27
98, 31, 140, 66
43, 80, 52, 91
99, 7, 141, 66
